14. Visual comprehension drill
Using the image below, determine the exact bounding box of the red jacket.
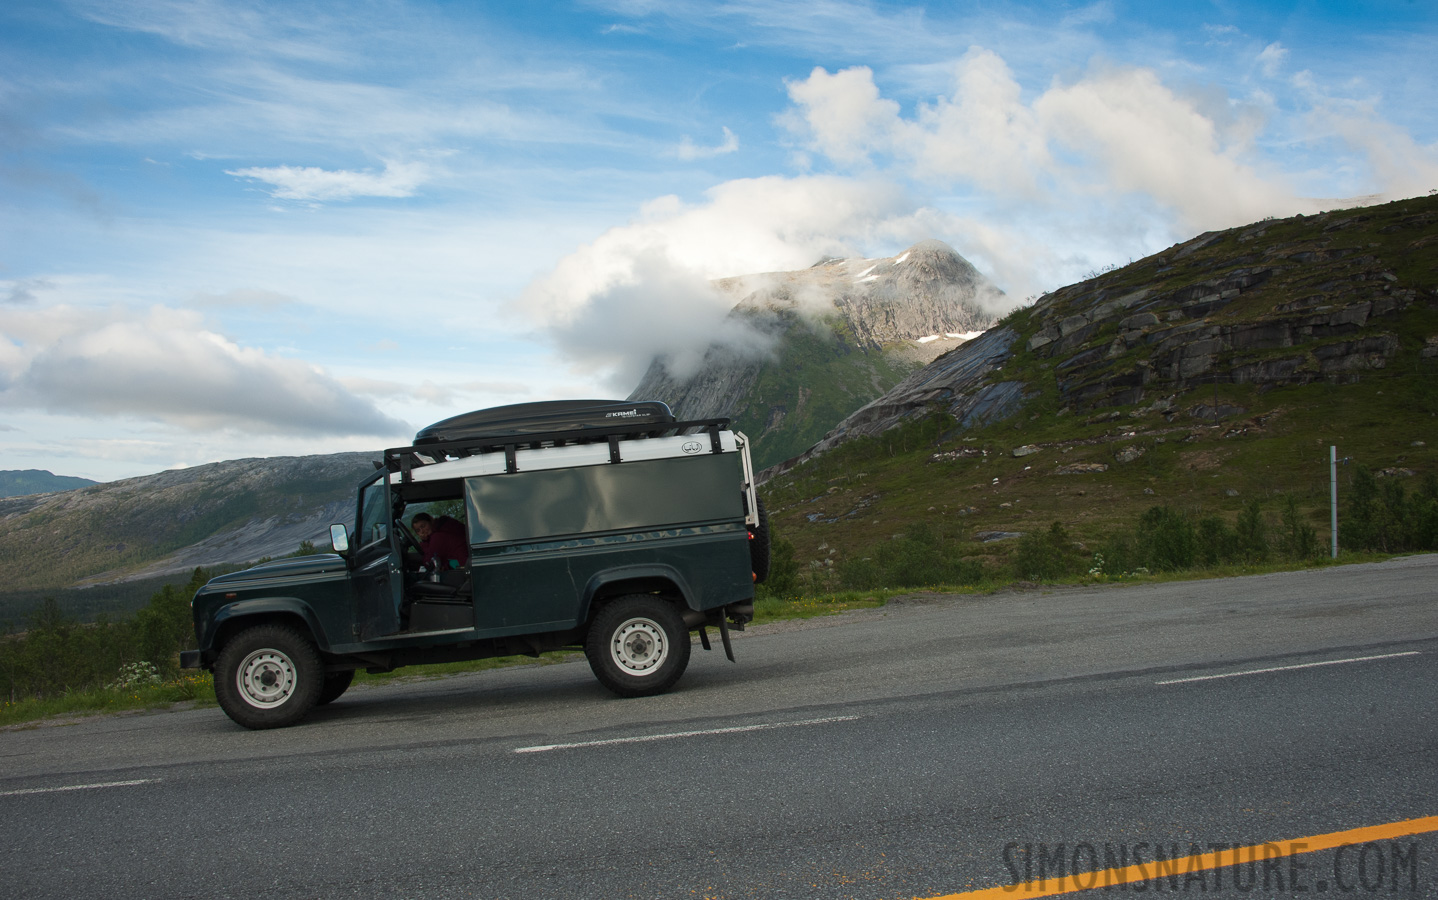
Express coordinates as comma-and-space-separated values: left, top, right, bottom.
420, 516, 469, 568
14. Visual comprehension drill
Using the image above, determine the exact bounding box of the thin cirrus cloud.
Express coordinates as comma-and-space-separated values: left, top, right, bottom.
339, 376, 533, 406
0, 305, 410, 438
226, 160, 429, 202
677, 127, 740, 160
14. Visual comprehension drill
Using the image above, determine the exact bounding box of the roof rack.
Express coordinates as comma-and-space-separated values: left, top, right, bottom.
384, 415, 734, 482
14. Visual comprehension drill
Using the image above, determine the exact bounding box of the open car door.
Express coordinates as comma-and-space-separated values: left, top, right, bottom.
352, 474, 404, 639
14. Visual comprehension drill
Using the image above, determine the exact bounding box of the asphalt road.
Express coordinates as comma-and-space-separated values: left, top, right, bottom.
2, 555, 1436, 899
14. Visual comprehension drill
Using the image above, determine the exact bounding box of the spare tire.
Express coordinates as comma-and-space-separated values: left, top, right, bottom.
749, 496, 771, 584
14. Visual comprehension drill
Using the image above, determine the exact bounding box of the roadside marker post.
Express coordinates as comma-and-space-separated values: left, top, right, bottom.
1331, 445, 1338, 559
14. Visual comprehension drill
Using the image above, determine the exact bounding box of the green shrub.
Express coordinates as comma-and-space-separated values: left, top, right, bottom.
1341, 467, 1438, 552
1136, 506, 1196, 571
1195, 515, 1238, 567
1012, 522, 1082, 581
838, 522, 985, 590
1278, 495, 1322, 559
0, 568, 208, 702
1234, 499, 1269, 563
757, 537, 801, 599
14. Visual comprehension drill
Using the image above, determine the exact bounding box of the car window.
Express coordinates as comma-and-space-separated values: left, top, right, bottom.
357, 478, 390, 548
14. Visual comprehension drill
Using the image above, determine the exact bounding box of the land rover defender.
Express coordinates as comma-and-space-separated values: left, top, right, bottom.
181, 400, 769, 729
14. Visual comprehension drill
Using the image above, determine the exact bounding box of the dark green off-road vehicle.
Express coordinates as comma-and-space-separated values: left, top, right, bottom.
182, 400, 769, 730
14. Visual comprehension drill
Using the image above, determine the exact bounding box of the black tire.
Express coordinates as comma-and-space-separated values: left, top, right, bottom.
749, 496, 771, 585
584, 595, 691, 698
214, 624, 323, 729
317, 669, 354, 706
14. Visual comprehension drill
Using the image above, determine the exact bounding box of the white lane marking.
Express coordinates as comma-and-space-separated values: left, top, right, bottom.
0, 779, 157, 798
514, 715, 861, 754
1157, 651, 1420, 685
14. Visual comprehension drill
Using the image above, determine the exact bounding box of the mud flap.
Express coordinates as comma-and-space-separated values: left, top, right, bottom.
717, 613, 735, 663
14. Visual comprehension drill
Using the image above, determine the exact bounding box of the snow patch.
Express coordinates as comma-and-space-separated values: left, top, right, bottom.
917, 335, 940, 344
946, 331, 984, 341
854, 265, 876, 279
857, 275, 879, 283
893, 252, 910, 265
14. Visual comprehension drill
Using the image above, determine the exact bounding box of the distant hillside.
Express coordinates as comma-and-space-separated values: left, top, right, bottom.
0, 452, 378, 606
760, 195, 1438, 571
0, 470, 99, 498
630, 240, 997, 470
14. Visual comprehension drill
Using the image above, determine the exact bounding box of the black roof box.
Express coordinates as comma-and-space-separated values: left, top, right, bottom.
414, 400, 676, 444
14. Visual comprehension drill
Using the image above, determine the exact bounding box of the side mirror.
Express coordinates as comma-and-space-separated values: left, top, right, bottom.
330, 523, 350, 554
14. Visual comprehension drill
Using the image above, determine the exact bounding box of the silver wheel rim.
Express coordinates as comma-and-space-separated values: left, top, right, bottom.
236, 647, 298, 709
609, 617, 668, 676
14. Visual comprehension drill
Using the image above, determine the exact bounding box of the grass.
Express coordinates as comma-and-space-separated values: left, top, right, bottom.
754, 590, 888, 620
0, 671, 216, 729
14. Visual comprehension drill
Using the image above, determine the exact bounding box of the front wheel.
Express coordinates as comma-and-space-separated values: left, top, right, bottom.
585, 596, 691, 698
214, 624, 323, 729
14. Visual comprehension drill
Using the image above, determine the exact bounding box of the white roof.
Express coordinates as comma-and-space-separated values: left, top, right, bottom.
391, 430, 740, 483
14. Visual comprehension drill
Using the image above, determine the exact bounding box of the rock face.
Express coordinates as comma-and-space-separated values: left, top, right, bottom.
629, 240, 999, 469
761, 195, 1438, 480
0, 451, 377, 592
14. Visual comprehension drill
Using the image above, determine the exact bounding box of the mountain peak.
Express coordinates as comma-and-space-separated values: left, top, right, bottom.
630, 239, 1001, 469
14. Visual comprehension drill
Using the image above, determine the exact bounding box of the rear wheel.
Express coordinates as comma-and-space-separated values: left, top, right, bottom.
585, 595, 691, 697
214, 624, 323, 729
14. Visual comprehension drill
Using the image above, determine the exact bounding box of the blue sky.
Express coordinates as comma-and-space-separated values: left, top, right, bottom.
2, 0, 1436, 481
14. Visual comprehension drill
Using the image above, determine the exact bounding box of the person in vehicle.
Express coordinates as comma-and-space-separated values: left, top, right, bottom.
410, 512, 469, 569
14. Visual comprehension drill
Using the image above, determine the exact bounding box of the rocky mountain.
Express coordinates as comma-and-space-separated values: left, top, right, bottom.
0, 452, 377, 600
0, 470, 99, 498
629, 240, 998, 469
757, 194, 1436, 580
763, 194, 1438, 482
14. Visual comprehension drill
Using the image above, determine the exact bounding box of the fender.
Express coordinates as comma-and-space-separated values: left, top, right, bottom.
578, 564, 697, 623
203, 596, 333, 655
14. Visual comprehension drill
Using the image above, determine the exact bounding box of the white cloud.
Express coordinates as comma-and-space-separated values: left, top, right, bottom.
1257, 42, 1289, 77
1035, 65, 1298, 230
677, 126, 740, 160
226, 160, 429, 202
904, 49, 1052, 196
0, 305, 409, 437
520, 174, 939, 389
783, 66, 900, 166
1311, 101, 1438, 200
1202, 23, 1241, 45
784, 53, 1308, 232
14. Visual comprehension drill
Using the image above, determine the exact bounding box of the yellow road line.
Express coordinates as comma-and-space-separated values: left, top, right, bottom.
925, 815, 1438, 900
